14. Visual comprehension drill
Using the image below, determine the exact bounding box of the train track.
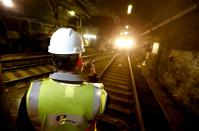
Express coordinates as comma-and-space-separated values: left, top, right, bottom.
1, 53, 114, 87
1, 52, 115, 130
93, 52, 172, 131
1, 52, 176, 131
94, 53, 140, 131
131, 60, 171, 131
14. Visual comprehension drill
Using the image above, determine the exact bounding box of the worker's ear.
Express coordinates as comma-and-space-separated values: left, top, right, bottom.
76, 57, 83, 69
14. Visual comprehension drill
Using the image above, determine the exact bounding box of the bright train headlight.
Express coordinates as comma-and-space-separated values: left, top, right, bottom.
115, 37, 136, 49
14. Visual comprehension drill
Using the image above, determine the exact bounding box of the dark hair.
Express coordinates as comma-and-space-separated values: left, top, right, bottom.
52, 54, 80, 71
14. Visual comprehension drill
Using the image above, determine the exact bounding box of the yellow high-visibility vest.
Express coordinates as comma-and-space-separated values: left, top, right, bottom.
26, 78, 107, 131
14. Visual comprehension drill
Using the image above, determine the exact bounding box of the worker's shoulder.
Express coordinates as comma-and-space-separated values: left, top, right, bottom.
84, 82, 104, 89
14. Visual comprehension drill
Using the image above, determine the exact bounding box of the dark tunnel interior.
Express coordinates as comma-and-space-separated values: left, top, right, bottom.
0, 0, 199, 130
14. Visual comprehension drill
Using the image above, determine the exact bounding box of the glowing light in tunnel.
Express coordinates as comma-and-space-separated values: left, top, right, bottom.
120, 31, 129, 36
68, 10, 75, 16
123, 31, 129, 35
125, 25, 129, 29
127, 4, 133, 14
2, 0, 13, 7
115, 37, 136, 49
152, 42, 160, 54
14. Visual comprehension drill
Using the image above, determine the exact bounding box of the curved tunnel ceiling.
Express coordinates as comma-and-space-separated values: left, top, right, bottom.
0, 0, 197, 35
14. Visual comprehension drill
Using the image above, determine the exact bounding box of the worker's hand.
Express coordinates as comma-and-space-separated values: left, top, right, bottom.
82, 62, 96, 76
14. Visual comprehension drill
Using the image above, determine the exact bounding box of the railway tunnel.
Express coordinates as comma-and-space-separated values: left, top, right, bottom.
0, 0, 199, 131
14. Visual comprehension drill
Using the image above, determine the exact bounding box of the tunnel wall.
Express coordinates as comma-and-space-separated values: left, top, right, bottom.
140, 8, 199, 115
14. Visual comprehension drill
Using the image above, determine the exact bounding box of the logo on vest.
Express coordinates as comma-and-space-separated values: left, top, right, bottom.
56, 115, 76, 125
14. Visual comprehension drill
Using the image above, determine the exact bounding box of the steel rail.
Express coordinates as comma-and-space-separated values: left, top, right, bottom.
4, 71, 53, 86
0, 54, 97, 63
0, 55, 50, 63
96, 53, 143, 130
3, 54, 114, 87
0, 52, 115, 64
2, 62, 52, 72
98, 54, 120, 79
1, 54, 97, 70
1, 54, 115, 72
127, 52, 145, 131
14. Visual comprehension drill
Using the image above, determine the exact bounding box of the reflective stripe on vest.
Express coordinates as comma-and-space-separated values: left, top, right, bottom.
92, 87, 101, 117
27, 81, 42, 130
93, 83, 107, 115
100, 89, 107, 114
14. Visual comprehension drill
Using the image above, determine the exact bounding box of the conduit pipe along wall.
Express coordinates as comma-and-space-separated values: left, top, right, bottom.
0, 15, 53, 28
140, 4, 198, 37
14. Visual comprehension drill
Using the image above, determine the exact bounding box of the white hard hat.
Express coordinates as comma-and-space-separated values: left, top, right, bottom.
48, 28, 85, 54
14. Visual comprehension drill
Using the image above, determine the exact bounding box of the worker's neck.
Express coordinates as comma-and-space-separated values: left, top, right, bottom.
50, 71, 84, 82
56, 69, 81, 74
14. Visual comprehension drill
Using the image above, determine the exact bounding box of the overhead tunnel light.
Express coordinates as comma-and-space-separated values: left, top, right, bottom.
2, 0, 13, 7
127, 4, 133, 14
125, 25, 129, 29
68, 10, 75, 16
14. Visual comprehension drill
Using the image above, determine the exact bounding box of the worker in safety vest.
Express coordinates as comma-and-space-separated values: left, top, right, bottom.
17, 28, 107, 131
